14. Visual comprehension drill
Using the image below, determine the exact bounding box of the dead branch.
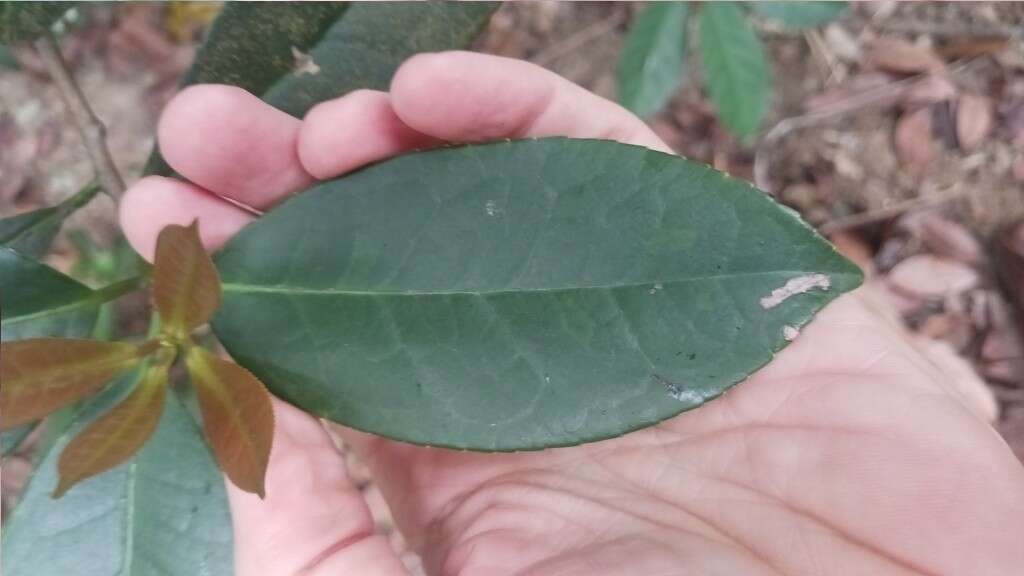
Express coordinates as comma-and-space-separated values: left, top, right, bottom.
532, 10, 627, 68
35, 34, 125, 199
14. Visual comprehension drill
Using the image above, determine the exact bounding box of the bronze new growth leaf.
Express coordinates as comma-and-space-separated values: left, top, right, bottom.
54, 349, 174, 496
185, 346, 274, 497
1, 339, 156, 430
152, 222, 222, 339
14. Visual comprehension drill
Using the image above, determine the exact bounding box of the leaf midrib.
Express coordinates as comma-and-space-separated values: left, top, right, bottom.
220, 269, 859, 297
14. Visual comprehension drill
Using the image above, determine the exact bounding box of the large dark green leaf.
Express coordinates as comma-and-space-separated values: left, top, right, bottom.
147, 1, 497, 175
0, 1, 70, 43
699, 2, 770, 138
748, 1, 847, 29
0, 248, 100, 340
1, 375, 233, 576
0, 183, 102, 258
212, 138, 861, 450
617, 2, 688, 118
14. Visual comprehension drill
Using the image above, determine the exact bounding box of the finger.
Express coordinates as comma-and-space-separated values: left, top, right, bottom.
230, 398, 409, 576
390, 51, 672, 152
120, 176, 254, 261
158, 85, 315, 209
298, 89, 438, 180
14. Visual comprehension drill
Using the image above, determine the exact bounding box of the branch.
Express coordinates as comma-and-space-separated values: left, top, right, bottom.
35, 33, 125, 200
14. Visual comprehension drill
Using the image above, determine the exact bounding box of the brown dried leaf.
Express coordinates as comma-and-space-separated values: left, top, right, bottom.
894, 108, 935, 174
956, 93, 993, 151
867, 38, 946, 75
888, 254, 979, 298
937, 36, 1010, 60
153, 222, 222, 338
902, 74, 958, 107
185, 346, 274, 497
914, 214, 984, 265
1, 339, 157, 430
54, 351, 173, 497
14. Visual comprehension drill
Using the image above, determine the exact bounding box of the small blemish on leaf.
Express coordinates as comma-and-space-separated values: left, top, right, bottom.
759, 274, 831, 309
290, 46, 320, 76
648, 283, 663, 295
484, 200, 503, 216
652, 374, 703, 404
783, 325, 800, 341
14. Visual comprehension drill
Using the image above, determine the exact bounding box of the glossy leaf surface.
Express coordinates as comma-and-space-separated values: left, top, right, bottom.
152, 222, 221, 337
54, 352, 172, 497
213, 138, 861, 450
617, 1, 688, 118
186, 346, 274, 497
748, 1, 847, 29
699, 2, 770, 137
0, 248, 100, 340
147, 2, 496, 174
0, 338, 154, 430
0, 1, 70, 43
2, 375, 233, 576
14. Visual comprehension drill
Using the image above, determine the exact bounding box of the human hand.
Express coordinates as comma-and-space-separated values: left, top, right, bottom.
121, 51, 1024, 575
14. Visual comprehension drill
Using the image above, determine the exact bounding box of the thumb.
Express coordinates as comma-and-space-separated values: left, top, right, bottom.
227, 397, 409, 576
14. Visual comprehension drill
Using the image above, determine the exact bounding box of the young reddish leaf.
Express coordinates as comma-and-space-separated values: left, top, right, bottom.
1, 339, 157, 430
185, 346, 274, 497
153, 222, 222, 338
54, 350, 174, 497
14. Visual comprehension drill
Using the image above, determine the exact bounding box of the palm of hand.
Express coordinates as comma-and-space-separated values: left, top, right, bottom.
120, 52, 1024, 575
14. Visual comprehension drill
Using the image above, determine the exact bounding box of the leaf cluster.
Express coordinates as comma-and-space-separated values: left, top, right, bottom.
1, 224, 274, 497
617, 1, 847, 137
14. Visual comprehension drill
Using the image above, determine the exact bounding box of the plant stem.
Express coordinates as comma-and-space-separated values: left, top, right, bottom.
92, 273, 149, 304
34, 33, 126, 200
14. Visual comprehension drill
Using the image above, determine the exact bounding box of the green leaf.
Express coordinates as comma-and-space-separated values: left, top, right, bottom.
146, 1, 497, 175
0, 1, 70, 43
0, 183, 102, 258
617, 2, 688, 118
748, 1, 847, 29
1, 375, 233, 576
0, 248, 100, 340
699, 2, 770, 138
212, 138, 862, 451
1, 423, 34, 456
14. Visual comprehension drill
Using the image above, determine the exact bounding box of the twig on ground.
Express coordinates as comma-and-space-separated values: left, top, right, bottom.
35, 33, 126, 200
532, 10, 627, 68
819, 189, 965, 236
870, 19, 1019, 40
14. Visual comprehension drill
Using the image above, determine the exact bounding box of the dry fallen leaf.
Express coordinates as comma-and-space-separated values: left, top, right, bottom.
910, 213, 985, 265
887, 253, 980, 298
903, 74, 958, 107
868, 38, 946, 75
894, 107, 935, 174
956, 93, 993, 151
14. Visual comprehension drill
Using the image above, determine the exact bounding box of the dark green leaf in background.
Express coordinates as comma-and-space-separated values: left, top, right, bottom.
147, 1, 497, 175
0, 248, 101, 340
0, 1, 70, 43
1, 423, 34, 457
1, 375, 233, 576
748, 1, 848, 29
0, 182, 102, 258
617, 1, 689, 118
212, 138, 861, 451
699, 2, 770, 138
